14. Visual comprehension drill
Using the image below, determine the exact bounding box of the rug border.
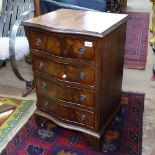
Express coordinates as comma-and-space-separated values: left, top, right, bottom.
124, 12, 150, 69
0, 98, 36, 153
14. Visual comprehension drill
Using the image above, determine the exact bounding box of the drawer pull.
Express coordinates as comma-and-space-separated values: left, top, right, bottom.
44, 101, 48, 107
80, 114, 86, 121
62, 74, 67, 79
39, 62, 44, 69
80, 95, 86, 102
36, 38, 42, 46
41, 82, 47, 88
79, 47, 86, 54
79, 72, 86, 79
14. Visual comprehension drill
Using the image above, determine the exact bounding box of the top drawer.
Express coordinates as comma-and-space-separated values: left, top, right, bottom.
28, 31, 95, 61
28, 31, 61, 56
63, 38, 95, 61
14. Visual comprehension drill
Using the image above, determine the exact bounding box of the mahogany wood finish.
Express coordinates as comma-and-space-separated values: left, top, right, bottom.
28, 31, 61, 55
23, 9, 129, 150
34, 0, 42, 16
35, 75, 95, 107
29, 30, 95, 61
64, 38, 95, 61
37, 94, 95, 128
31, 54, 95, 86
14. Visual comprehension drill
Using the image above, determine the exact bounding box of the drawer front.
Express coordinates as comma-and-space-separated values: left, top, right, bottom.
37, 95, 95, 128
32, 55, 95, 86
35, 76, 95, 108
28, 31, 95, 61
28, 31, 61, 55
64, 38, 95, 61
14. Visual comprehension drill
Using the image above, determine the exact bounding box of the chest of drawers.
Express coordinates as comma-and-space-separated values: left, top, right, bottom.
23, 9, 129, 150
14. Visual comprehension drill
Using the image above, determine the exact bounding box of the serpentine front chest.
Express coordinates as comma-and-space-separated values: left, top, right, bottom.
23, 9, 128, 150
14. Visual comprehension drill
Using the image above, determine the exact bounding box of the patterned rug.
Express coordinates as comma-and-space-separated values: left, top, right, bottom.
0, 97, 36, 153
151, 74, 155, 81
124, 12, 149, 69
1, 92, 145, 155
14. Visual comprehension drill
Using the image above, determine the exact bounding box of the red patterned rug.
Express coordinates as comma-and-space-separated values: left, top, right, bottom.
124, 12, 149, 69
1, 92, 144, 155
151, 74, 155, 81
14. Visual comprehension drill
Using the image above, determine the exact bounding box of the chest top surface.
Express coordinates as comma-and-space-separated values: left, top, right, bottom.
23, 8, 129, 37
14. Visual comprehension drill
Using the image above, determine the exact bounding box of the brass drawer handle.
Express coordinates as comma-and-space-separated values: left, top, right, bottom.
62, 74, 67, 79
36, 38, 42, 46
80, 95, 86, 102
79, 47, 86, 54
39, 62, 44, 69
79, 72, 86, 79
44, 101, 48, 107
41, 82, 47, 89
80, 114, 86, 121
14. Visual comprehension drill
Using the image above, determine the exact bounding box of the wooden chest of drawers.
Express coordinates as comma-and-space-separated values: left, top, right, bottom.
23, 9, 129, 150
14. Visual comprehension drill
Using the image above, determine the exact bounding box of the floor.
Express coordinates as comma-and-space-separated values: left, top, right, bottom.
0, 0, 155, 154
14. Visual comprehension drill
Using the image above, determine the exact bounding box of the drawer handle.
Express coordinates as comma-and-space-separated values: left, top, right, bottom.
79, 72, 86, 79
62, 74, 67, 79
80, 114, 86, 121
79, 47, 86, 54
36, 38, 42, 46
44, 101, 48, 107
39, 62, 44, 69
41, 82, 47, 88
80, 95, 86, 102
